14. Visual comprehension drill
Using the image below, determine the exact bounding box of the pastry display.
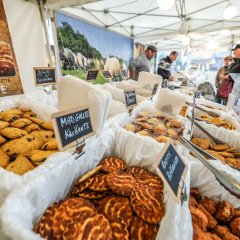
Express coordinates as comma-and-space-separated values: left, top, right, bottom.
123, 111, 184, 143
198, 115, 235, 130
35, 157, 165, 239
0, 108, 59, 175
191, 137, 240, 171
190, 188, 240, 240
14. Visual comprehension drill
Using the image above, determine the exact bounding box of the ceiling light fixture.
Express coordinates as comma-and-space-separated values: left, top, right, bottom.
223, 4, 237, 20
157, 0, 175, 11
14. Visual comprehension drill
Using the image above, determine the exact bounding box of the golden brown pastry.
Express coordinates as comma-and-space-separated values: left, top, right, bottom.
29, 117, 44, 125
147, 117, 159, 124
110, 219, 129, 240
225, 158, 240, 170
1, 135, 44, 157
98, 196, 133, 227
198, 205, 217, 229
205, 150, 226, 162
211, 144, 229, 152
0, 120, 9, 130
215, 225, 230, 238
190, 196, 199, 209
0, 108, 22, 122
130, 215, 158, 240
191, 138, 211, 150
190, 188, 202, 202
124, 123, 137, 132
191, 208, 208, 232
222, 232, 239, 240
76, 165, 102, 184
23, 123, 41, 133
1, 127, 28, 139
138, 112, 149, 117
219, 152, 235, 158
107, 172, 135, 196
22, 112, 36, 118
30, 130, 54, 139
88, 174, 108, 192
99, 157, 127, 173
154, 135, 170, 143
230, 217, 240, 237
154, 123, 166, 135
10, 118, 32, 128
69, 177, 94, 197
27, 150, 57, 166
6, 156, 35, 175
207, 233, 221, 240
169, 119, 182, 128
192, 224, 211, 240
41, 139, 58, 151
40, 122, 54, 131
234, 209, 240, 218
215, 201, 234, 222
167, 128, 178, 139
200, 197, 217, 215
130, 186, 164, 224
139, 122, 154, 130
79, 190, 106, 199
0, 135, 6, 145
19, 107, 31, 112
137, 129, 152, 136
0, 148, 9, 168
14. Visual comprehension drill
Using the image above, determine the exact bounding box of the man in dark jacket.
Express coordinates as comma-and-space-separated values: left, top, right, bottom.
157, 51, 178, 81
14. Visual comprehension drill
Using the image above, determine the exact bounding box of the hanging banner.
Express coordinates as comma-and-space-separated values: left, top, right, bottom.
0, 0, 23, 96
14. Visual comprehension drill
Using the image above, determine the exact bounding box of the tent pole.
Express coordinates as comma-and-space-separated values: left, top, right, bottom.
50, 10, 62, 78
39, 0, 53, 67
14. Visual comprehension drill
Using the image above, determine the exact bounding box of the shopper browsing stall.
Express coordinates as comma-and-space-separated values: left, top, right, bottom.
130, 45, 157, 80
157, 51, 178, 81
217, 44, 240, 105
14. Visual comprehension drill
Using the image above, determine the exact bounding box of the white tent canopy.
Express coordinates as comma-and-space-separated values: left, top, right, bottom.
46, 0, 240, 51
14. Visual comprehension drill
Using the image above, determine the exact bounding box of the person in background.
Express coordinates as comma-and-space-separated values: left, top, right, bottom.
157, 51, 178, 81
129, 45, 157, 80
217, 44, 240, 105
215, 56, 232, 90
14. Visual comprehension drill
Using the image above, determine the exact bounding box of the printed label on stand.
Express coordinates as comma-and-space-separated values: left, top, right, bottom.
101, 70, 112, 79
86, 70, 99, 81
124, 89, 137, 108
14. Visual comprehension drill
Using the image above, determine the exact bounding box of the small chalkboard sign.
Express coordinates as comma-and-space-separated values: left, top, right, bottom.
86, 70, 99, 81
51, 106, 94, 151
152, 141, 187, 203
151, 84, 159, 96
124, 89, 137, 108
121, 69, 128, 78
101, 70, 112, 79
34, 67, 56, 86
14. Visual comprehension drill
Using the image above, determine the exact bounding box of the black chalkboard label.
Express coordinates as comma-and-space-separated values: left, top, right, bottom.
51, 106, 94, 150
102, 70, 112, 79
124, 90, 137, 108
86, 70, 99, 81
34, 67, 56, 86
151, 84, 159, 96
155, 141, 187, 202
121, 69, 128, 78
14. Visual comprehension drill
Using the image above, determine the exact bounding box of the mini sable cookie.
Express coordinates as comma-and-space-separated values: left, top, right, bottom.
124, 123, 137, 132
69, 177, 94, 197
27, 150, 57, 166
215, 201, 234, 222
137, 129, 152, 136
211, 144, 229, 152
205, 150, 226, 162
10, 118, 32, 128
219, 152, 235, 158
6, 155, 35, 175
22, 112, 36, 118
0, 120, 9, 130
155, 135, 170, 143
41, 139, 58, 151
110, 219, 129, 240
154, 123, 166, 135
1, 127, 28, 139
89, 174, 108, 192
0, 148, 9, 168
78, 190, 106, 199
40, 122, 54, 131
169, 119, 182, 128
167, 128, 178, 139
76, 165, 102, 184
191, 138, 211, 150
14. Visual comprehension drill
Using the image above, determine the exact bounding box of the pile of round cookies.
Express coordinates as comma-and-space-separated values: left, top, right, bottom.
190, 188, 240, 240
191, 138, 240, 171
124, 111, 184, 143
34, 157, 165, 240
0, 107, 58, 175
